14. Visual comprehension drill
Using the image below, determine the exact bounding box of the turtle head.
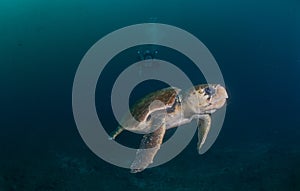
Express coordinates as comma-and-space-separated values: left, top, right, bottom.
182, 84, 228, 115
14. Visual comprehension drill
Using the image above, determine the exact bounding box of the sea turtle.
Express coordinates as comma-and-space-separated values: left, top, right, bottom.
110, 84, 228, 173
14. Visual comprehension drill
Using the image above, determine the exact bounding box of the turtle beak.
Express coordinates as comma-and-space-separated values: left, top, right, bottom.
216, 85, 228, 99
208, 85, 228, 109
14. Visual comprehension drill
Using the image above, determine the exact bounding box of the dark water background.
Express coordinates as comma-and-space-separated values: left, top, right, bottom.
1, 0, 300, 190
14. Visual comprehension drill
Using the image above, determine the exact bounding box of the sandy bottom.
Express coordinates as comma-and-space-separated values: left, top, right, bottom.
1, 140, 299, 191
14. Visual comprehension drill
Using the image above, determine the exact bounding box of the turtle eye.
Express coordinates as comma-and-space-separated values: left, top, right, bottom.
204, 86, 215, 96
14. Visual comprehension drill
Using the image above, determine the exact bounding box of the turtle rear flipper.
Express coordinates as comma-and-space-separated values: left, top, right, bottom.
130, 124, 166, 173
197, 114, 212, 154
109, 126, 124, 140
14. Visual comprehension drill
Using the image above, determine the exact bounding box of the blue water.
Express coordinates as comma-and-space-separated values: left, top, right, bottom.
1, 0, 300, 190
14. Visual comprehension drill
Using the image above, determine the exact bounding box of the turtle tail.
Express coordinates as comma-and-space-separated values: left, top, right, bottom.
109, 126, 124, 140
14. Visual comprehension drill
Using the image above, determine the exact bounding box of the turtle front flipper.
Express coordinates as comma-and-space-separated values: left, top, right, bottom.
197, 114, 212, 154
130, 124, 166, 173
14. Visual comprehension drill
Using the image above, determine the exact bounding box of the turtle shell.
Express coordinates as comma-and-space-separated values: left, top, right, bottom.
130, 87, 181, 122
